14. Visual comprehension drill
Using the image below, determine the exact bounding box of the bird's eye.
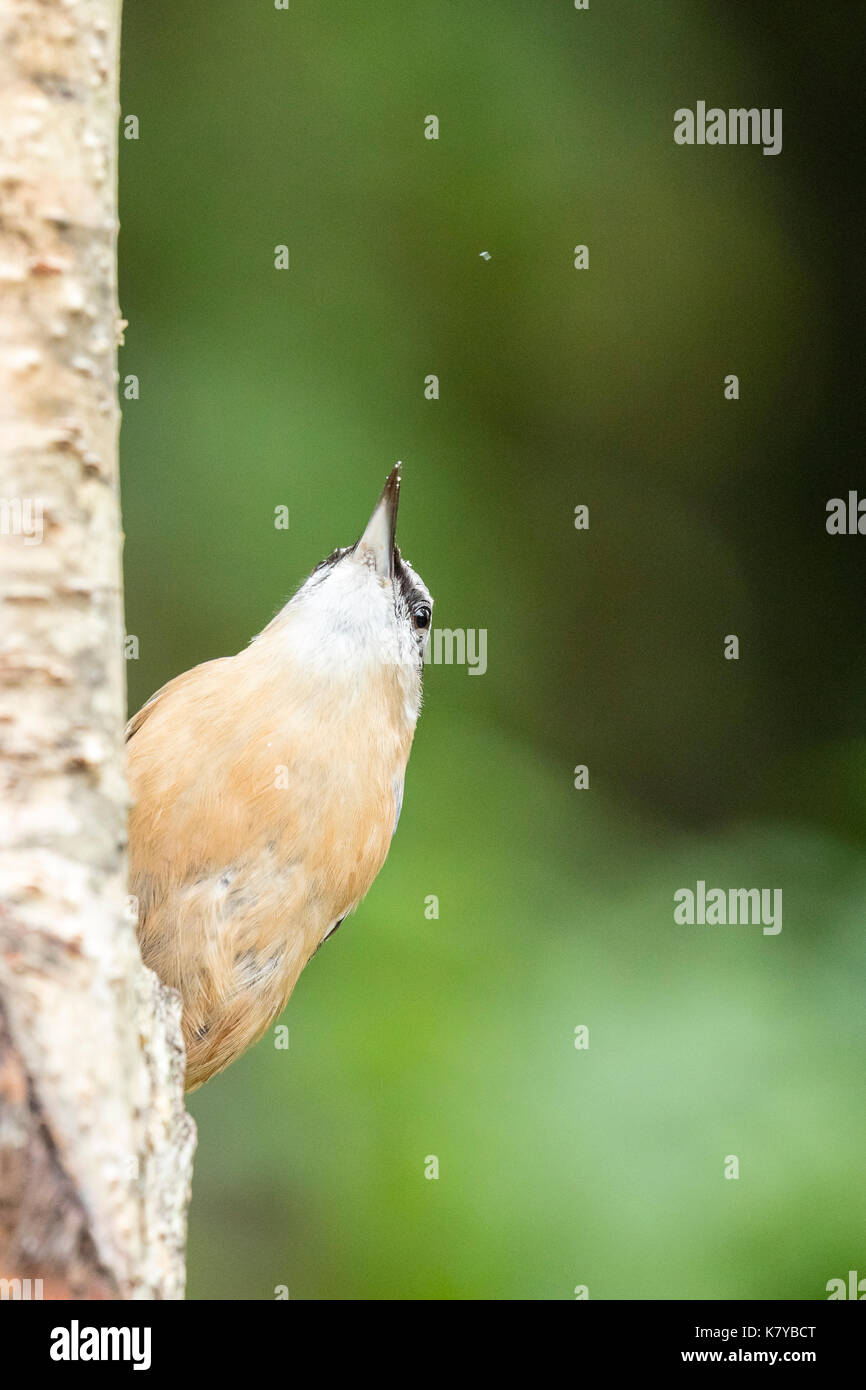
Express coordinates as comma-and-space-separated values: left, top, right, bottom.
413, 605, 431, 631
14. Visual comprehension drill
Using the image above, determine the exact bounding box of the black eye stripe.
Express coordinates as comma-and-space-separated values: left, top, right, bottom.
393, 547, 432, 616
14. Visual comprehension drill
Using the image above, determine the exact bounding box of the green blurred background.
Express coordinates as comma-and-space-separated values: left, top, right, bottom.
119, 2, 865, 1298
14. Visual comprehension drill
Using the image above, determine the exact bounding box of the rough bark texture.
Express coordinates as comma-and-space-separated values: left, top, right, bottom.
0, 0, 195, 1299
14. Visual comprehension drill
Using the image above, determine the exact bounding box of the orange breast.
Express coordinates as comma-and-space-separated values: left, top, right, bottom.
127, 641, 415, 1088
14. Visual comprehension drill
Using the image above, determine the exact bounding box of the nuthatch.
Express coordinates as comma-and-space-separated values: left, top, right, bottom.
126, 466, 432, 1090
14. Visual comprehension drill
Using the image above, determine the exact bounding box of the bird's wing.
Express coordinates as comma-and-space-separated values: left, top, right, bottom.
125, 659, 226, 742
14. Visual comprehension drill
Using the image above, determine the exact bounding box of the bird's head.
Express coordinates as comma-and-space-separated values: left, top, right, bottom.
259, 466, 433, 718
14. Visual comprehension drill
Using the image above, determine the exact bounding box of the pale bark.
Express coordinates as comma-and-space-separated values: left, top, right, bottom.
0, 0, 194, 1299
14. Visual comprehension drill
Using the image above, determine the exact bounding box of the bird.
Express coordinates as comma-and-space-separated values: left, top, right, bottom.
126, 465, 432, 1090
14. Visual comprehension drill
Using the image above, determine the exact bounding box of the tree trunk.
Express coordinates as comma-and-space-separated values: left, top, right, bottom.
0, 0, 194, 1300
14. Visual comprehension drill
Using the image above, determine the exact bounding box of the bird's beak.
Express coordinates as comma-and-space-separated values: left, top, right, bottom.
356, 464, 401, 579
